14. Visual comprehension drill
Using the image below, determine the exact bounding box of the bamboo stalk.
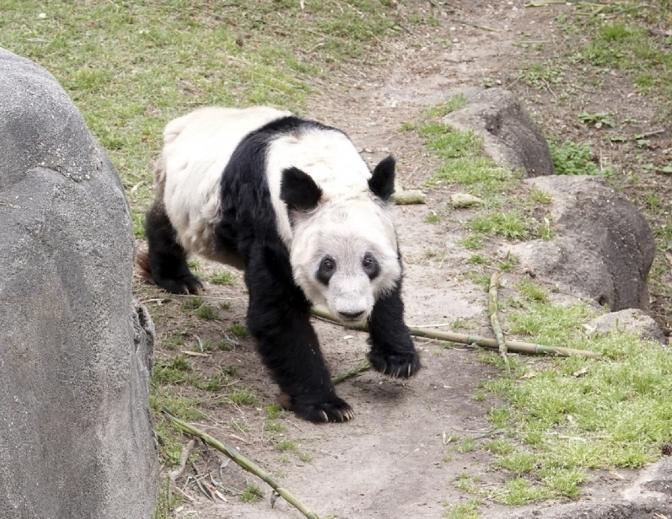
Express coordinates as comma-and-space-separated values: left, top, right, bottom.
332, 360, 371, 384
162, 410, 321, 519
311, 307, 601, 359
488, 272, 510, 373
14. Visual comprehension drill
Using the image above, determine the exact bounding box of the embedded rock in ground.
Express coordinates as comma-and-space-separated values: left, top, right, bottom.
585, 309, 666, 344
507, 457, 672, 518
505, 176, 655, 311
443, 87, 554, 176
0, 48, 158, 518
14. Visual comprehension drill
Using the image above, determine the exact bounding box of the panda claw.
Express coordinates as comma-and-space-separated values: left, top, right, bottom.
368, 350, 421, 379
291, 395, 353, 424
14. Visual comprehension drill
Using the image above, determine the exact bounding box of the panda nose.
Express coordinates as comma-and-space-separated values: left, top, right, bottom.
339, 310, 365, 321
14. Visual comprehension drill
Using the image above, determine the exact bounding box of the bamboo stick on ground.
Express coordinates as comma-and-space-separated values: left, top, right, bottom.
488, 272, 510, 373
332, 360, 371, 384
162, 410, 321, 519
311, 307, 601, 359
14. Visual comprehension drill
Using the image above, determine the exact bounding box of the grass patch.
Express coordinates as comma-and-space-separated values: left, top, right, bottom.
230, 323, 250, 338
480, 299, 672, 502
193, 303, 218, 321
418, 119, 517, 198
444, 499, 481, 519
468, 212, 530, 241
517, 279, 548, 304
228, 388, 258, 407
550, 141, 601, 176
240, 485, 264, 503
209, 271, 236, 285
425, 93, 467, 117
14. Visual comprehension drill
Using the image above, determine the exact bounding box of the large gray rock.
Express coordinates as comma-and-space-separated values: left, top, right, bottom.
0, 49, 157, 518
443, 88, 555, 177
506, 176, 655, 311
585, 309, 666, 344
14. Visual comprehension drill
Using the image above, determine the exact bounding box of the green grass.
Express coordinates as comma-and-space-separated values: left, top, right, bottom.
152, 355, 192, 385
0, 0, 409, 236
209, 271, 236, 285
425, 94, 467, 118
478, 299, 672, 502
468, 212, 530, 241
444, 499, 481, 519
240, 485, 264, 503
228, 388, 258, 407
520, 62, 565, 89
418, 121, 517, 198
229, 323, 250, 338
550, 141, 601, 176
193, 303, 218, 321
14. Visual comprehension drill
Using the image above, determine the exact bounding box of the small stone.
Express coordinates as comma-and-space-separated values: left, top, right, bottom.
450, 193, 483, 208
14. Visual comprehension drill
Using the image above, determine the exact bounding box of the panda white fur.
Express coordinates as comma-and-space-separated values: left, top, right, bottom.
143, 106, 420, 423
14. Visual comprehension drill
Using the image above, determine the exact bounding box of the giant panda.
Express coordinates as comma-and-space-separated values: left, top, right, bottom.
142, 106, 420, 423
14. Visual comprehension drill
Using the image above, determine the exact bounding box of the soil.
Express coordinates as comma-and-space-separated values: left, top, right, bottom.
138, 1, 671, 518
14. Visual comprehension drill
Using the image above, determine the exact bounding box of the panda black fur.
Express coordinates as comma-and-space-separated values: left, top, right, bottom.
143, 106, 420, 423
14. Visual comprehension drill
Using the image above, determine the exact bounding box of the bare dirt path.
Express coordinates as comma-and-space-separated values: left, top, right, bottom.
163, 2, 664, 518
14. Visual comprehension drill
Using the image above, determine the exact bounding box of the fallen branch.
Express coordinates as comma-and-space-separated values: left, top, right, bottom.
393, 190, 426, 205
488, 272, 510, 373
170, 439, 195, 483
311, 307, 601, 358
332, 360, 371, 384
162, 410, 321, 519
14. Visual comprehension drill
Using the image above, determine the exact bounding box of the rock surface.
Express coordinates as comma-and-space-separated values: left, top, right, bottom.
585, 308, 666, 344
443, 87, 555, 176
0, 48, 157, 518
506, 176, 655, 311
507, 457, 672, 518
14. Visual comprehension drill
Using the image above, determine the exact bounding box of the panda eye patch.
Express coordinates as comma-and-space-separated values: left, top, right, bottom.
362, 253, 380, 280
317, 256, 336, 285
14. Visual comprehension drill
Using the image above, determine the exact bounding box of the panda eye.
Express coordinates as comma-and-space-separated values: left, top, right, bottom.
362, 253, 380, 280
317, 256, 336, 285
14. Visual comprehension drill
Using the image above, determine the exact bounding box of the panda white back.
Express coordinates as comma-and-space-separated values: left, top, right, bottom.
161, 106, 291, 258
160, 106, 373, 257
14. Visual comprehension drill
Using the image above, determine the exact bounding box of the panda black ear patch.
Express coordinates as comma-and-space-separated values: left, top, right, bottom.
368, 155, 396, 201
281, 167, 323, 212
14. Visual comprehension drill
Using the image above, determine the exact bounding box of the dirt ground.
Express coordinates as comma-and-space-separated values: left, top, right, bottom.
139, 2, 671, 518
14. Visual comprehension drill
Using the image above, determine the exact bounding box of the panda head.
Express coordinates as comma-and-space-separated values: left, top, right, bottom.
281, 156, 401, 323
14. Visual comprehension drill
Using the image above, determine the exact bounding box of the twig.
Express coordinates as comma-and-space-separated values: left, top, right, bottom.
454, 18, 499, 33
393, 190, 426, 205
162, 410, 321, 519
525, 0, 567, 6
489, 272, 510, 374
635, 128, 666, 140
170, 439, 195, 483
311, 308, 601, 358
332, 360, 371, 384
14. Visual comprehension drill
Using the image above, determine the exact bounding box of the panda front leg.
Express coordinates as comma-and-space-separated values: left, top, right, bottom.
367, 281, 421, 378
244, 244, 354, 423
143, 201, 203, 294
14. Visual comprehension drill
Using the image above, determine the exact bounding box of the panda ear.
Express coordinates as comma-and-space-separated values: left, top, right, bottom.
280, 167, 322, 212
368, 155, 396, 201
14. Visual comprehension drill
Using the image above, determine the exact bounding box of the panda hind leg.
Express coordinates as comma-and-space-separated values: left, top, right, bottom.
367, 282, 421, 378
143, 201, 203, 295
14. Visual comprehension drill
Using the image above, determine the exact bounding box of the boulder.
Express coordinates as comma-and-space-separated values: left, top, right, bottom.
506, 457, 672, 518
443, 88, 554, 177
0, 48, 157, 518
585, 309, 666, 344
506, 176, 655, 311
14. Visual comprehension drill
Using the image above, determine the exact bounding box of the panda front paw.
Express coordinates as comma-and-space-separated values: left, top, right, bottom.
286, 393, 354, 423
154, 273, 203, 295
368, 349, 421, 379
